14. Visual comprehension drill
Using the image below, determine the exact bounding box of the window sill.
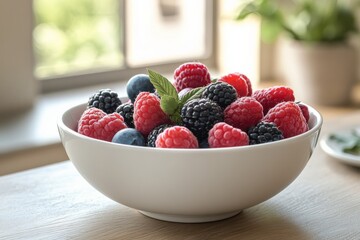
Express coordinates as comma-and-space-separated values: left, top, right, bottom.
0, 81, 128, 175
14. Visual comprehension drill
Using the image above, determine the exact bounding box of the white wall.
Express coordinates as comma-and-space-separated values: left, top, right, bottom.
0, 0, 38, 114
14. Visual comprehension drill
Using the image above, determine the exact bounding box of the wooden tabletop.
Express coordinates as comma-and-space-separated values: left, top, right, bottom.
1, 111, 360, 240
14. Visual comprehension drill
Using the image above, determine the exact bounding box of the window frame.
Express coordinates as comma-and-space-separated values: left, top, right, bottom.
38, 0, 217, 93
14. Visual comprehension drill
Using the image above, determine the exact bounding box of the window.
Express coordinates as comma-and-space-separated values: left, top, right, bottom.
0, 0, 264, 113
32, 0, 215, 92
33, 0, 123, 78
126, 0, 211, 66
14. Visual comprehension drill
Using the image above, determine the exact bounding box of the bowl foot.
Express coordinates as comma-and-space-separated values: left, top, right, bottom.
139, 210, 242, 223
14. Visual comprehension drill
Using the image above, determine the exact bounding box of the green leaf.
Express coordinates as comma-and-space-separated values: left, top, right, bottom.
211, 77, 218, 83
186, 87, 205, 103
179, 87, 204, 106
343, 143, 360, 155
169, 112, 182, 124
236, 2, 258, 20
160, 95, 179, 115
148, 69, 178, 101
160, 95, 182, 125
330, 132, 360, 156
147, 69, 183, 124
235, 0, 359, 43
261, 19, 283, 43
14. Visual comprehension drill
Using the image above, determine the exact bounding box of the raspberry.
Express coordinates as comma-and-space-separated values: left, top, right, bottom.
155, 126, 198, 148
297, 102, 310, 123
87, 89, 122, 114
219, 72, 249, 97
147, 124, 173, 147
252, 86, 295, 114
116, 102, 134, 128
208, 122, 249, 148
224, 97, 264, 131
201, 81, 237, 109
181, 98, 223, 140
174, 62, 211, 92
262, 101, 308, 138
78, 108, 127, 141
241, 74, 253, 96
248, 121, 284, 145
133, 92, 170, 137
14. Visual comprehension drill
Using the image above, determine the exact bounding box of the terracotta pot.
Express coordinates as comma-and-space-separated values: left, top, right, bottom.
278, 39, 357, 105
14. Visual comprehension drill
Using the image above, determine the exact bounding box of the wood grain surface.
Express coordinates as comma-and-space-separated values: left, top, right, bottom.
1, 111, 360, 240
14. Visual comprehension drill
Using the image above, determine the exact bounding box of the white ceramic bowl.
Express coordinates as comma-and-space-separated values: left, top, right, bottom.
58, 102, 322, 223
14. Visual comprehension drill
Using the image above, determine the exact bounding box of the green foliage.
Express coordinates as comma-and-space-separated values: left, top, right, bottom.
147, 69, 205, 124
33, 0, 123, 77
148, 69, 179, 101
330, 129, 360, 155
236, 0, 359, 43
179, 87, 204, 105
148, 69, 182, 123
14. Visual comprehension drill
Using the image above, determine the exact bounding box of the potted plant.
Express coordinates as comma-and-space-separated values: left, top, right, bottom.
236, 0, 359, 105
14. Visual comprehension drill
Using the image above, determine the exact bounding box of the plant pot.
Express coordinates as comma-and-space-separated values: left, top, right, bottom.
278, 39, 357, 105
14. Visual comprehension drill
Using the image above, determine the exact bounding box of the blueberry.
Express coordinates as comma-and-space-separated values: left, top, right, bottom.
126, 74, 155, 103
112, 128, 145, 146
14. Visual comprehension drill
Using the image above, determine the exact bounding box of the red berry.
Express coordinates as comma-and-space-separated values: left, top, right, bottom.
174, 62, 211, 92
134, 92, 170, 137
224, 97, 263, 131
219, 72, 249, 97
208, 122, 249, 148
155, 126, 198, 148
252, 86, 295, 114
297, 103, 310, 123
262, 101, 308, 138
242, 74, 253, 96
78, 108, 127, 141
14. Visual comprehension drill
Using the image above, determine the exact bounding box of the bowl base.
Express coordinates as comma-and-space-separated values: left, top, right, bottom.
139, 210, 242, 223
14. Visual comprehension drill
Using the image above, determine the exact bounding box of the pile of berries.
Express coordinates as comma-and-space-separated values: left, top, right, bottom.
77, 62, 309, 149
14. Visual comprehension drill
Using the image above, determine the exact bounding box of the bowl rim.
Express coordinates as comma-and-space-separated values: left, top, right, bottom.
57, 102, 323, 153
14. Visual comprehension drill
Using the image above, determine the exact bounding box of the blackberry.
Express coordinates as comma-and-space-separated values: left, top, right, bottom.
147, 124, 172, 147
201, 82, 237, 108
87, 89, 122, 114
116, 103, 134, 128
181, 98, 223, 140
248, 122, 284, 145
199, 139, 209, 148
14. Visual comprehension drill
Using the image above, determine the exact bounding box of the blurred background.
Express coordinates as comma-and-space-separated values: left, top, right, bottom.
0, 0, 359, 174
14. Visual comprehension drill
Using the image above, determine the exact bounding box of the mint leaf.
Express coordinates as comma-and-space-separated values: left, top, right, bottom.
343, 142, 360, 155
330, 132, 360, 156
180, 87, 205, 107
169, 113, 181, 124
179, 87, 205, 106
160, 95, 182, 124
160, 95, 178, 115
211, 77, 218, 83
148, 69, 178, 101
147, 69, 184, 124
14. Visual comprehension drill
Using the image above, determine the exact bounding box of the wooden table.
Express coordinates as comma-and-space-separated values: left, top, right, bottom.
1, 111, 360, 240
